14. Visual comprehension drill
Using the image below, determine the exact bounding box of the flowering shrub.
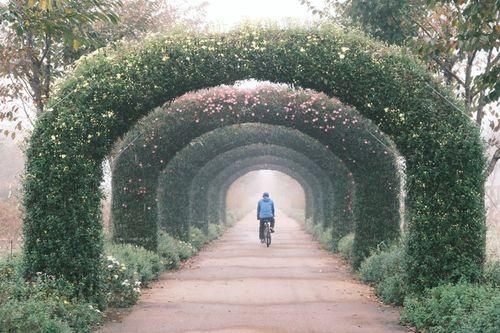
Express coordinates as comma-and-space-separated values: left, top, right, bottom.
175, 239, 197, 260
102, 256, 141, 308
105, 244, 162, 286
484, 261, 500, 287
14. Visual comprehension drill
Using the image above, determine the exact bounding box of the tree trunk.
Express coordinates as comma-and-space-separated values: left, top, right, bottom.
26, 32, 44, 114
42, 33, 52, 111
464, 51, 477, 116
486, 147, 500, 177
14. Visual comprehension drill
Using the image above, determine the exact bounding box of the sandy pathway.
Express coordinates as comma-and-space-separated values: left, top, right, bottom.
98, 214, 409, 333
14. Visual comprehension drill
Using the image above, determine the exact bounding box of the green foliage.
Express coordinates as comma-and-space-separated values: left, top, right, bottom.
102, 255, 141, 308
175, 240, 197, 261
157, 231, 181, 270
303, 218, 315, 235
205, 155, 328, 236
0, 0, 121, 115
105, 243, 162, 286
0, 256, 102, 333
285, 209, 306, 223
344, 0, 421, 44
359, 244, 407, 305
304, 220, 337, 252
401, 283, 500, 333
337, 233, 354, 263
152, 127, 352, 238
300, 0, 421, 44
115, 85, 397, 265
207, 223, 223, 242
318, 227, 335, 252
0, 299, 73, 333
189, 227, 208, 251
484, 261, 500, 287
0, 254, 23, 283
23, 24, 485, 299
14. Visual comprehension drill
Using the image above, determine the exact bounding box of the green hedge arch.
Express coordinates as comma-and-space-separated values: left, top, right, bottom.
112, 87, 399, 268
24, 24, 485, 299
115, 124, 343, 243
157, 144, 332, 236
186, 143, 350, 234
204, 160, 318, 228
147, 124, 355, 239
112, 122, 345, 244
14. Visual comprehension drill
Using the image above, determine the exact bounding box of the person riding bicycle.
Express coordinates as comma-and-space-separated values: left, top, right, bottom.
257, 192, 275, 241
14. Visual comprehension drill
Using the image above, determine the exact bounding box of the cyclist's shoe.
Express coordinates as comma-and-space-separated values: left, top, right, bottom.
270, 228, 275, 233
260, 238, 265, 243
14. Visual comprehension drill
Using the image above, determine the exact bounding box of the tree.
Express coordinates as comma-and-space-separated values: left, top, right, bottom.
301, 0, 499, 176
89, 0, 208, 46
301, 0, 424, 44
0, 0, 121, 137
0, 0, 207, 136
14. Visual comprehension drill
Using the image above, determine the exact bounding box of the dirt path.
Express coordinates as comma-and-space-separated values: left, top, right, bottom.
98, 214, 409, 333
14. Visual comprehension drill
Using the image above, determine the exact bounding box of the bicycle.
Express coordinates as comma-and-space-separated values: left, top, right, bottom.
261, 219, 272, 247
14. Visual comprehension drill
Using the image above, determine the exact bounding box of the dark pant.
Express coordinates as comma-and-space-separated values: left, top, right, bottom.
259, 218, 275, 239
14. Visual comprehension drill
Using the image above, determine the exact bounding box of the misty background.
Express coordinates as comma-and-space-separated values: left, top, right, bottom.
226, 170, 305, 219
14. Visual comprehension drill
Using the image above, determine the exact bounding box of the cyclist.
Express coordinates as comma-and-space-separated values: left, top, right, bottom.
257, 192, 275, 241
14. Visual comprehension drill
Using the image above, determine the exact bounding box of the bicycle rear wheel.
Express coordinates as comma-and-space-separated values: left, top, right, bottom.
265, 225, 271, 247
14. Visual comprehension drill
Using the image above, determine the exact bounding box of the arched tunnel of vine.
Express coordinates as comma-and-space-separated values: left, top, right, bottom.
188, 143, 340, 230
22, 25, 486, 302
111, 86, 401, 269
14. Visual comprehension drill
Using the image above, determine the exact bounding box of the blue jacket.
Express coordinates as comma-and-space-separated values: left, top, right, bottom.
257, 197, 275, 219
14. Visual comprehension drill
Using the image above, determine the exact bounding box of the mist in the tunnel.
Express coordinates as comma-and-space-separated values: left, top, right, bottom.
226, 170, 305, 221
